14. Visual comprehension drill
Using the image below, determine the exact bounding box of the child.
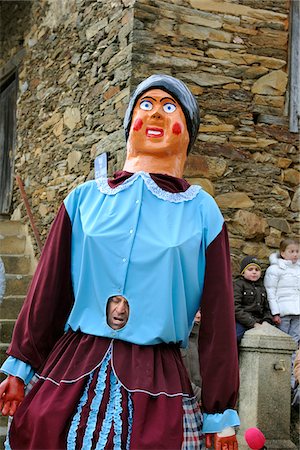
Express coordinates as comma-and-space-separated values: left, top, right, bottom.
234, 256, 273, 343
264, 238, 300, 388
264, 238, 300, 344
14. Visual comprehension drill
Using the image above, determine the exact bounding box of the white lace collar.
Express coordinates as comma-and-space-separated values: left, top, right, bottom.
96, 171, 201, 203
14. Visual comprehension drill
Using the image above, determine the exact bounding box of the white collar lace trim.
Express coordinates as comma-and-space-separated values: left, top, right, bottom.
96, 171, 201, 203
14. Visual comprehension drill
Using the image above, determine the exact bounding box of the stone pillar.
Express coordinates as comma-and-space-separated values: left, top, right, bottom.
237, 323, 297, 450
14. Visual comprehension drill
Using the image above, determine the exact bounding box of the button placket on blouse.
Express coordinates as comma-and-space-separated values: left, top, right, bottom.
118, 189, 142, 294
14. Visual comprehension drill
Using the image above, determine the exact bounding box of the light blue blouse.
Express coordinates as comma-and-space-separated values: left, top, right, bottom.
64, 172, 223, 347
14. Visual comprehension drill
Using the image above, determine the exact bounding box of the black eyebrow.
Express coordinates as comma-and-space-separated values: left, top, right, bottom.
140, 96, 156, 102
140, 95, 176, 103
160, 96, 176, 103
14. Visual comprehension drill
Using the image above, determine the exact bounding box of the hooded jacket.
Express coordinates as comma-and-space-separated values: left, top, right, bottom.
234, 277, 273, 328
264, 252, 300, 316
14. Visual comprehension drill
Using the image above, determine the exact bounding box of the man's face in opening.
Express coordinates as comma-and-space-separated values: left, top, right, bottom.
127, 89, 190, 158
243, 265, 261, 282
107, 296, 129, 330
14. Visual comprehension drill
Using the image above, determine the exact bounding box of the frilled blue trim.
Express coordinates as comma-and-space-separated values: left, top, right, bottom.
67, 346, 133, 450
96, 370, 120, 450
82, 349, 111, 449
112, 375, 122, 449
67, 371, 93, 450
202, 409, 240, 433
96, 171, 201, 203
126, 392, 133, 450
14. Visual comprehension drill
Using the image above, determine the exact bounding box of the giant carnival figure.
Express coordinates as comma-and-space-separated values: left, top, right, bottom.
0, 74, 240, 450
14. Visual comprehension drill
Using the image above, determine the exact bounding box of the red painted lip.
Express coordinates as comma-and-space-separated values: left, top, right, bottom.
146, 127, 164, 138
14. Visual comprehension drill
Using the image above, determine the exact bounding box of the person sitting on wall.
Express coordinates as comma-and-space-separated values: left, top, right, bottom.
234, 256, 273, 344
0, 74, 240, 450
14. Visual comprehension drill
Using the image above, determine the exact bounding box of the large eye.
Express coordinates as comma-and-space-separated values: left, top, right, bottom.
140, 100, 153, 111
163, 103, 176, 113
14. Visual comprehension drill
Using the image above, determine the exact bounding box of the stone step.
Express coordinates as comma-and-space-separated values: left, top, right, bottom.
0, 425, 7, 447
5, 274, 32, 296
1, 254, 31, 275
0, 416, 8, 430
0, 343, 9, 368
0, 220, 24, 236
0, 296, 24, 319
0, 234, 26, 255
0, 320, 15, 344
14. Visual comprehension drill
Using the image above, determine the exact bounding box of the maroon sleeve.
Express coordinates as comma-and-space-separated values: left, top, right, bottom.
7, 204, 75, 372
198, 223, 239, 414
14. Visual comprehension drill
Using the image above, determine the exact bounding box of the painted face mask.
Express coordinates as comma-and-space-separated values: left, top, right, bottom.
127, 88, 190, 159
124, 74, 200, 155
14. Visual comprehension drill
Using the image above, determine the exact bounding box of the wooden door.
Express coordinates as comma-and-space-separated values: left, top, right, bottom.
0, 73, 17, 215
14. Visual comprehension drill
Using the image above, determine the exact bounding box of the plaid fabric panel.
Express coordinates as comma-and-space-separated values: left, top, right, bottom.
182, 396, 205, 450
25, 374, 39, 395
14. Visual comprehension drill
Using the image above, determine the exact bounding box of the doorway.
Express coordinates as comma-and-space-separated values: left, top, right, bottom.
0, 72, 17, 215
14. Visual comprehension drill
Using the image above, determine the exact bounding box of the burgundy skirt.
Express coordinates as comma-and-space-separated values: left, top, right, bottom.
7, 331, 204, 450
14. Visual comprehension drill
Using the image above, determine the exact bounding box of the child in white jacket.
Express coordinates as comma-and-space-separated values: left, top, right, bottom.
264, 238, 300, 341
264, 238, 300, 387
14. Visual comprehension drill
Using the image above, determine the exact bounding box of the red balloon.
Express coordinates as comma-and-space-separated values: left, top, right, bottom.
244, 427, 266, 449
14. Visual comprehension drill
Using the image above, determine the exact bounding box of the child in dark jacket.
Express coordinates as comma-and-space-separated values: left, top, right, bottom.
234, 256, 273, 343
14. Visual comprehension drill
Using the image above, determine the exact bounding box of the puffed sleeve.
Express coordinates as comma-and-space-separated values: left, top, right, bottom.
199, 219, 240, 433
1, 202, 75, 383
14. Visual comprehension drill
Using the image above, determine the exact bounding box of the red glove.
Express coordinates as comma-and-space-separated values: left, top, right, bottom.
0, 375, 25, 416
205, 433, 238, 450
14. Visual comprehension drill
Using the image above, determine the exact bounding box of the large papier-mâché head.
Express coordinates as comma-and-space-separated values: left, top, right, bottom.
124, 74, 200, 154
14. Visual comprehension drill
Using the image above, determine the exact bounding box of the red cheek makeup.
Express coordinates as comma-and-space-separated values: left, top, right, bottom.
133, 118, 143, 131
172, 122, 182, 135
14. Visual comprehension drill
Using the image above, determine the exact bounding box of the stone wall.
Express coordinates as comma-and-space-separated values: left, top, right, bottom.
1, 0, 299, 273
0, 1, 33, 64
130, 0, 299, 272
2, 0, 134, 235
